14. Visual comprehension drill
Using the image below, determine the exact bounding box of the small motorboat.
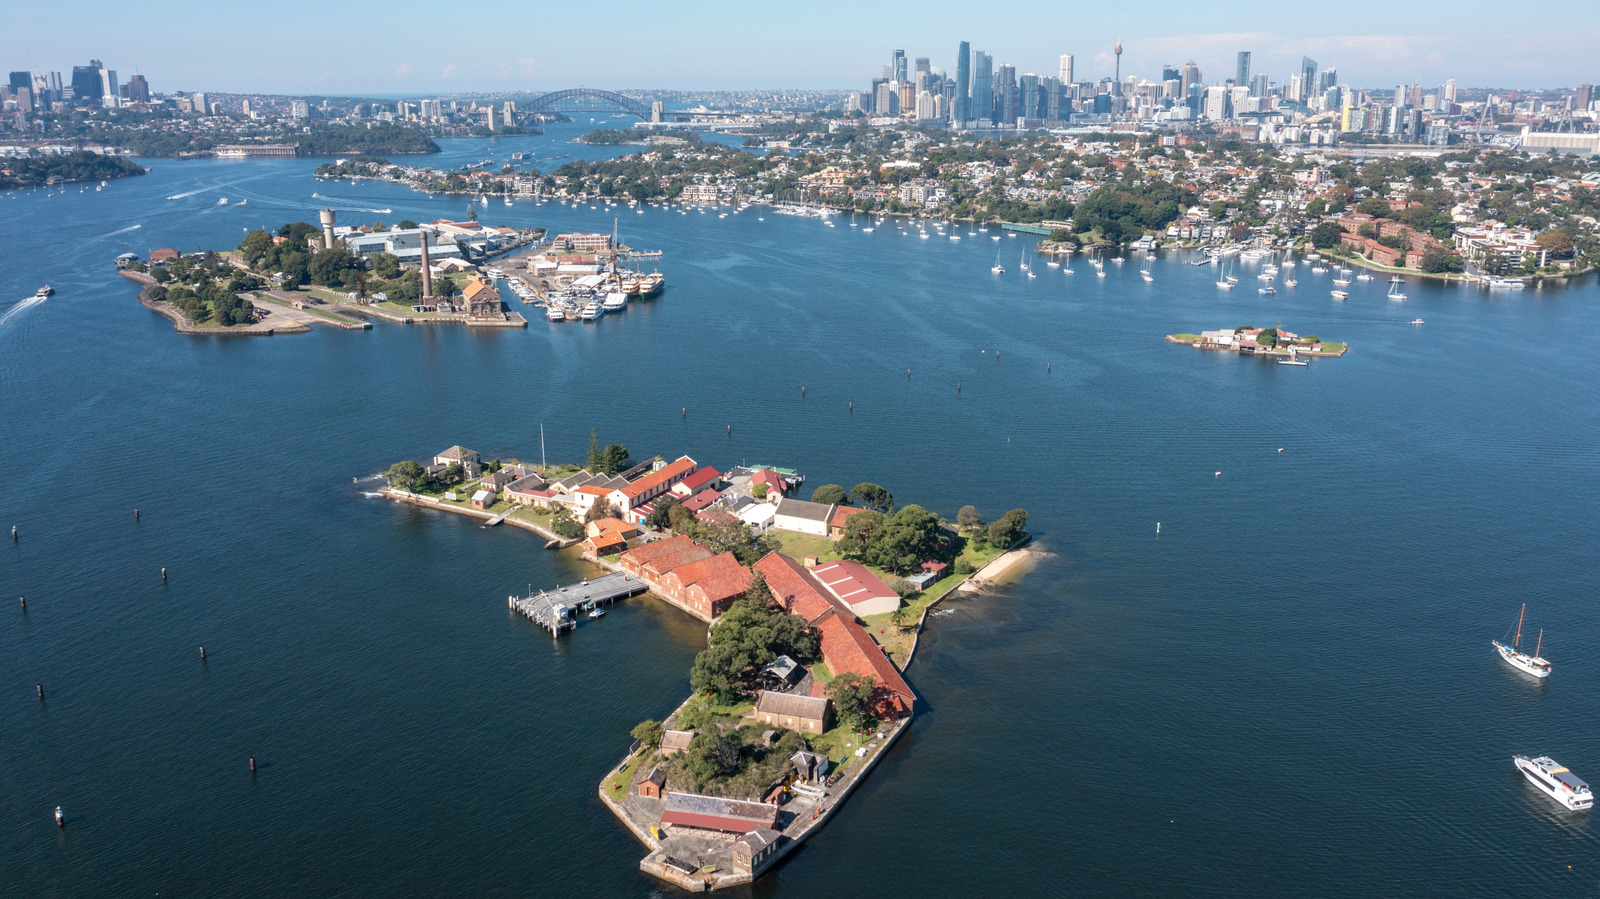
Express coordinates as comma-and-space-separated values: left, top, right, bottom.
36, 285, 54, 298
588, 607, 606, 620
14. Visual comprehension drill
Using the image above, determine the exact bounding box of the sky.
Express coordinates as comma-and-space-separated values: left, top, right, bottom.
4, 0, 1595, 95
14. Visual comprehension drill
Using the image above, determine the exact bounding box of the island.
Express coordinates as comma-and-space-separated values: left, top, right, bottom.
375, 442, 1034, 889
578, 128, 649, 146
1168, 325, 1348, 358
0, 151, 145, 189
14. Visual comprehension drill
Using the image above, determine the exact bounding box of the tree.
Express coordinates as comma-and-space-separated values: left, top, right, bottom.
599, 444, 630, 475
1355, 197, 1392, 218
584, 498, 617, 524
585, 429, 603, 471
1310, 222, 1343, 249
1305, 198, 1328, 217
386, 460, 425, 491
956, 505, 983, 531
550, 513, 584, 539
889, 603, 913, 632
850, 483, 894, 512
683, 731, 741, 788
811, 484, 848, 505
839, 505, 946, 575
744, 569, 775, 607
827, 672, 878, 733
1536, 230, 1574, 259
370, 252, 401, 279
645, 495, 681, 530
752, 483, 769, 500
630, 719, 664, 750
987, 509, 1030, 550
689, 598, 819, 700
1255, 328, 1278, 348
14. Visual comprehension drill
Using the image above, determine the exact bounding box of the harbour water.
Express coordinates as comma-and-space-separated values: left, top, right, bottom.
4, 123, 1600, 895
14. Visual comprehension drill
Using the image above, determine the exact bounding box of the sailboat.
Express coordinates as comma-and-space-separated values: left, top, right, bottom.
1141, 257, 1153, 282
1494, 604, 1551, 678
1216, 260, 1234, 290
1019, 250, 1029, 272
991, 250, 1005, 275
1387, 276, 1408, 301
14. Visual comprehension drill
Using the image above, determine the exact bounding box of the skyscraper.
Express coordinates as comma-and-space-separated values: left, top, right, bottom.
996, 64, 1017, 123
891, 50, 907, 85
125, 74, 149, 104
1443, 78, 1458, 105
70, 61, 104, 106
1180, 61, 1201, 97
1059, 55, 1074, 86
100, 68, 118, 107
914, 57, 930, 91
1301, 56, 1319, 97
1161, 65, 1180, 83
971, 51, 993, 123
1235, 52, 1250, 87
1251, 74, 1268, 98
8, 71, 30, 92
955, 41, 971, 125
1577, 84, 1594, 112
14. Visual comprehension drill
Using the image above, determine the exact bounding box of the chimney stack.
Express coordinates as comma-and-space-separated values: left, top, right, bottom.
419, 230, 433, 299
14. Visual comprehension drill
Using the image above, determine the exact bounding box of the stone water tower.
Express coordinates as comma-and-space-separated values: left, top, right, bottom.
319, 208, 337, 249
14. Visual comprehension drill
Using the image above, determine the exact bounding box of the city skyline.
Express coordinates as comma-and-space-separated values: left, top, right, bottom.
2, 0, 1595, 95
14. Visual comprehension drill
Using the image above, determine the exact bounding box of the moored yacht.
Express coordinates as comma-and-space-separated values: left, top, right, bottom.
545, 306, 566, 322
580, 302, 602, 321
1514, 756, 1592, 810
1494, 604, 1551, 678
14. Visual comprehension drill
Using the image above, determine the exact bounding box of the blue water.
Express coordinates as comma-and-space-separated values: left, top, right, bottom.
4, 123, 1600, 896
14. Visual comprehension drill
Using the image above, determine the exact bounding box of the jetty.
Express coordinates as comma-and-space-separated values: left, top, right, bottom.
509, 572, 647, 636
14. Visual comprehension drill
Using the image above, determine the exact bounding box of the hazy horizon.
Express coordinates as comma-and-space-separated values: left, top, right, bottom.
3, 0, 1594, 95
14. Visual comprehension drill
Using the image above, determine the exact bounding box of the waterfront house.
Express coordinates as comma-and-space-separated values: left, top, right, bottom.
148, 248, 180, 265
771, 497, 836, 537
660, 792, 780, 835
461, 278, 505, 320
670, 466, 722, 499
638, 766, 666, 800
434, 445, 481, 471
583, 518, 639, 557
607, 456, 699, 524
730, 827, 782, 876
470, 489, 495, 510
812, 560, 900, 617
750, 469, 787, 499
659, 729, 696, 757
654, 552, 750, 621
480, 468, 517, 492
504, 475, 554, 507
754, 690, 831, 735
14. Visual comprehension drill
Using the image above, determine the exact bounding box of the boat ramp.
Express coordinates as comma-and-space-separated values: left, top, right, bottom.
509, 572, 648, 636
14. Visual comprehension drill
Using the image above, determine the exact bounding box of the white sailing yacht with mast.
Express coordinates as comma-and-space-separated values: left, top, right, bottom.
1387, 276, 1408, 301
1141, 257, 1154, 282
1494, 604, 1551, 678
991, 249, 1005, 274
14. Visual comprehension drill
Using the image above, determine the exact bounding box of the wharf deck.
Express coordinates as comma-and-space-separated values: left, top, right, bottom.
509, 572, 647, 636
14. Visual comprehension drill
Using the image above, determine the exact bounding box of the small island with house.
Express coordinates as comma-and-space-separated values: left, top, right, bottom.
374, 437, 1034, 891
1167, 325, 1348, 359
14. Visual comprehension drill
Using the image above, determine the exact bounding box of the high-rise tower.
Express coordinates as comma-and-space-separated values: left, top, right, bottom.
1235, 51, 1251, 87
1113, 42, 1123, 93
1059, 54, 1074, 86
955, 41, 971, 125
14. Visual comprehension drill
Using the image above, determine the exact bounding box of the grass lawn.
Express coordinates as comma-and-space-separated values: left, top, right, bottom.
769, 532, 841, 564
605, 751, 645, 801
1169, 333, 1201, 342
1316, 342, 1348, 354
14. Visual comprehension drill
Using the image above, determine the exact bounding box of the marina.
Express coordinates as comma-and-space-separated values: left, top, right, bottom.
509, 572, 648, 636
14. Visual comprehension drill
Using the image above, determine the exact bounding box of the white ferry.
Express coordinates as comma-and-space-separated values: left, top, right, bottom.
545, 306, 566, 322
1493, 604, 1550, 678
579, 302, 602, 321
602, 291, 627, 311
1514, 756, 1592, 810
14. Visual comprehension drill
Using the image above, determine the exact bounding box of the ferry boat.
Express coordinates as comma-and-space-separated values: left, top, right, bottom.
545, 306, 566, 322
580, 302, 602, 321
1514, 756, 1591, 810
638, 273, 664, 297
1494, 604, 1551, 678
36, 285, 54, 298
602, 291, 627, 311
1487, 277, 1525, 290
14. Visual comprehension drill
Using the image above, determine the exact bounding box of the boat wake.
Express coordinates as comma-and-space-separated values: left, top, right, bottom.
102, 223, 143, 237
360, 491, 387, 499
0, 295, 46, 330
167, 188, 207, 200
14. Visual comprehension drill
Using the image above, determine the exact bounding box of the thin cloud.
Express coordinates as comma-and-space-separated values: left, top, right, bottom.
441, 63, 461, 80
394, 62, 412, 80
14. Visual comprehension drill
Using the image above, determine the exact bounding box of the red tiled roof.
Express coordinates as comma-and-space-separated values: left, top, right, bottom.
621, 456, 698, 500
813, 608, 916, 710
696, 509, 737, 526
645, 545, 714, 577
751, 469, 784, 492
619, 534, 699, 568
754, 552, 847, 623
830, 505, 871, 529
680, 552, 749, 603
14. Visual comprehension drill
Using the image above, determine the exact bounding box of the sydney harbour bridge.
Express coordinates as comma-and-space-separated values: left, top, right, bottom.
523, 88, 742, 121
